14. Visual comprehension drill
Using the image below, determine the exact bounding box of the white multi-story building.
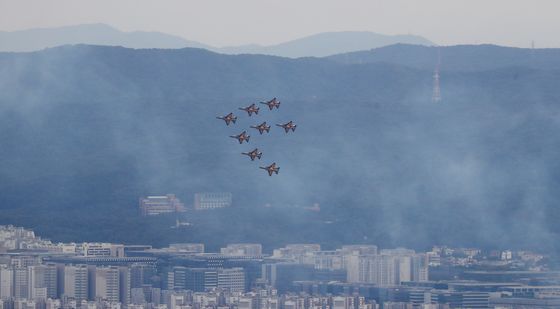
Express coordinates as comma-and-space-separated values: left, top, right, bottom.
0, 226, 58, 252
346, 250, 428, 285
78, 243, 125, 257
272, 244, 321, 264
221, 244, 262, 256
217, 268, 245, 292
169, 243, 204, 253
12, 299, 37, 309
341, 245, 378, 256
46, 298, 61, 309
411, 254, 429, 282
313, 251, 344, 270
370, 255, 397, 286
140, 194, 185, 216
194, 193, 232, 210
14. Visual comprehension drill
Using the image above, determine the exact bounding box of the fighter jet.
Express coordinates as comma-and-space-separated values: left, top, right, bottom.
250, 121, 271, 134
242, 148, 263, 161
230, 131, 250, 144
238, 103, 260, 116
216, 112, 237, 125
260, 162, 280, 176
276, 121, 297, 133
260, 97, 281, 110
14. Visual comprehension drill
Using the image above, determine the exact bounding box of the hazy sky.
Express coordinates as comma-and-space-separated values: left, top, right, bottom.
1, 0, 559, 48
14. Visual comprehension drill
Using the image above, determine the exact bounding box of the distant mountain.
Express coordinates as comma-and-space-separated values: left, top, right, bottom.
0, 24, 433, 58
217, 31, 434, 57
1, 45, 560, 252
0, 23, 211, 52
328, 44, 560, 71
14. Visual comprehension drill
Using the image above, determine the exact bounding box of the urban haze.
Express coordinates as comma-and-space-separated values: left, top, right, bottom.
1, 2, 560, 309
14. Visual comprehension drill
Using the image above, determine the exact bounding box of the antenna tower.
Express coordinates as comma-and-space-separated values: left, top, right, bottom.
432, 47, 441, 103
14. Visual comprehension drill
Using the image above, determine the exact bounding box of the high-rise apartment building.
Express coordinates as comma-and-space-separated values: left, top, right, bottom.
14, 267, 29, 299
130, 264, 156, 289
347, 252, 428, 286
119, 267, 131, 305
62, 265, 88, 301
27, 265, 57, 300
0, 266, 13, 299
94, 267, 120, 302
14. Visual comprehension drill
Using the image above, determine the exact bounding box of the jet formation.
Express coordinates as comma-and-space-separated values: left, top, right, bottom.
217, 97, 296, 176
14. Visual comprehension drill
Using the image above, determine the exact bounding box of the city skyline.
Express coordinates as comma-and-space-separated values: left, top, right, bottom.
0, 224, 552, 309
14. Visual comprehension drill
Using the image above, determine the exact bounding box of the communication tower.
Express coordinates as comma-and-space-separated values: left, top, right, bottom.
432, 48, 442, 103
